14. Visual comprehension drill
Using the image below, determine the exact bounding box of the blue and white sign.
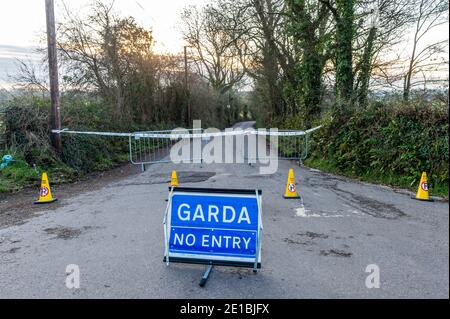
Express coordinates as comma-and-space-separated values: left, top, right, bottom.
163, 188, 263, 269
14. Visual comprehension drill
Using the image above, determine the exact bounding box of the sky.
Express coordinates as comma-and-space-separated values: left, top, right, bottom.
0, 0, 207, 52
0, 0, 448, 90
0, 0, 207, 88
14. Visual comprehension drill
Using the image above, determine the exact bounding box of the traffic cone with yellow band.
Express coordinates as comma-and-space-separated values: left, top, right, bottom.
412, 172, 434, 202
283, 169, 300, 199
34, 172, 57, 204
170, 170, 179, 187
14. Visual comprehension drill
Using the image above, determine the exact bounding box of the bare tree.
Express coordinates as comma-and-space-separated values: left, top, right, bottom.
352, 0, 417, 107
403, 0, 449, 101
57, 0, 156, 122
12, 59, 49, 95
197, 0, 296, 119
181, 4, 246, 94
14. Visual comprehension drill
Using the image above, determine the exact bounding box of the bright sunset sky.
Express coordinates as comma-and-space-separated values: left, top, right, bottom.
0, 0, 448, 89
0, 0, 208, 52
0, 0, 207, 87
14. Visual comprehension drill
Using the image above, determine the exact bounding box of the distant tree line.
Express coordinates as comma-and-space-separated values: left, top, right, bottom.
13, 0, 247, 129
11, 0, 449, 130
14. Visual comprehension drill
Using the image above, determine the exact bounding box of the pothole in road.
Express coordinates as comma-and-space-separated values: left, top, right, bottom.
111, 171, 216, 187
44, 226, 81, 240
285, 231, 353, 258
329, 186, 406, 219
0, 247, 21, 254
284, 232, 329, 246
218, 267, 255, 279
6, 247, 21, 254
298, 232, 329, 239
320, 249, 352, 258
303, 170, 406, 219
178, 171, 216, 183
283, 238, 316, 246
43, 226, 98, 240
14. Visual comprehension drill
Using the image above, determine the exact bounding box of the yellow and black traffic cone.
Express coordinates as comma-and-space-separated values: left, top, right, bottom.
170, 170, 179, 187
34, 172, 57, 204
283, 169, 300, 199
412, 172, 434, 202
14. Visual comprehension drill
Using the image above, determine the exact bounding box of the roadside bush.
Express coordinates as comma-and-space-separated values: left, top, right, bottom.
3, 94, 129, 170
4, 96, 57, 166
0, 84, 246, 193
61, 134, 128, 173
307, 97, 449, 196
0, 94, 130, 192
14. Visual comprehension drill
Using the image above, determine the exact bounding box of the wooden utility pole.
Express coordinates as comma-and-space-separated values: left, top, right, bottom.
184, 46, 191, 126
45, 0, 62, 155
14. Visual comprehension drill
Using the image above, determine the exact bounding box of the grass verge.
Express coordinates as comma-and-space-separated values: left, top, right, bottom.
304, 157, 449, 199
0, 151, 129, 194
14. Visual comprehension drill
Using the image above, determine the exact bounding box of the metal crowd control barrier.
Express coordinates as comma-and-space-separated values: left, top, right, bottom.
129, 129, 202, 167
244, 129, 314, 164
52, 126, 322, 171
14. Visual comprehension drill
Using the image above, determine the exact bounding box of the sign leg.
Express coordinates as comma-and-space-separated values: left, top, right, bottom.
199, 264, 213, 288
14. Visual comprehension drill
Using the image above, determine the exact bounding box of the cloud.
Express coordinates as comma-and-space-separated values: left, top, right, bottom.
0, 45, 42, 83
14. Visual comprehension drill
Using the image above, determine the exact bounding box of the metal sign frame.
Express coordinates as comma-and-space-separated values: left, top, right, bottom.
163, 187, 263, 272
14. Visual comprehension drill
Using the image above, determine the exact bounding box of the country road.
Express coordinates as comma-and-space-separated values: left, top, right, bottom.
0, 123, 448, 299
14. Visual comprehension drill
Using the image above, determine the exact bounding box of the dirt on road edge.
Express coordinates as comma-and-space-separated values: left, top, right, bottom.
0, 163, 140, 229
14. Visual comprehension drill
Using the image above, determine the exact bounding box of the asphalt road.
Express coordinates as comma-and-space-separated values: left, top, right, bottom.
0, 122, 448, 298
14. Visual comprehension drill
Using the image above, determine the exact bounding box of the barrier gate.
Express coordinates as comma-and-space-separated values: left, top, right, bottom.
129, 127, 321, 168
53, 126, 322, 170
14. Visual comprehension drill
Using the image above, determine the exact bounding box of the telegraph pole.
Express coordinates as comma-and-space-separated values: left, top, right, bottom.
184, 46, 191, 126
45, 0, 62, 155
